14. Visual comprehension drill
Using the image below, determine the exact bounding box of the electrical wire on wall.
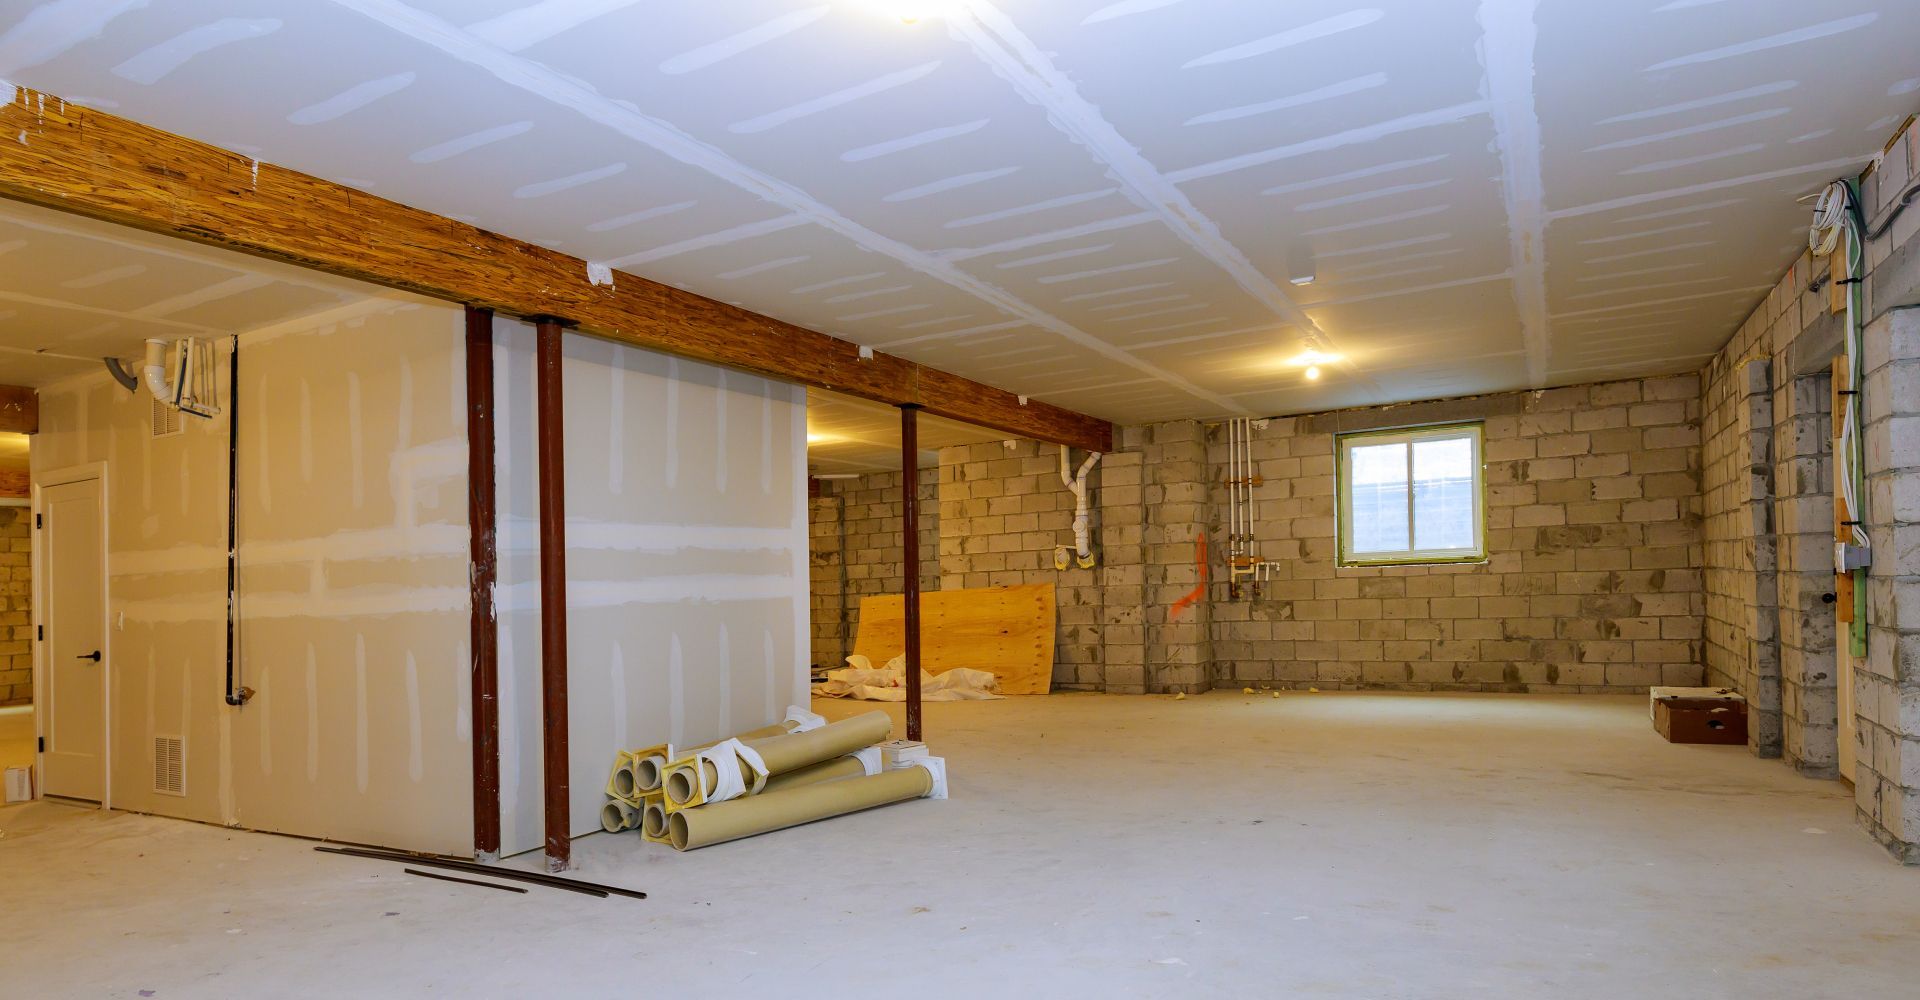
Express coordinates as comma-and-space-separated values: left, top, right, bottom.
1809, 178, 1870, 659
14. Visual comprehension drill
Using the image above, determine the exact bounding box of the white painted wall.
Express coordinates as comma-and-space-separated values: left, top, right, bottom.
492, 318, 811, 854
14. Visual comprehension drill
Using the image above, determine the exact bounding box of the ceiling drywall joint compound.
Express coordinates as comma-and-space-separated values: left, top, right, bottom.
1474, 0, 1551, 385
944, 0, 1363, 389
325, 0, 1247, 415
4, 0, 1916, 419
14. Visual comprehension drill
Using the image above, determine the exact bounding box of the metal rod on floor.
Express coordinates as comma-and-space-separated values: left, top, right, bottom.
464, 306, 501, 860
404, 868, 527, 894
534, 316, 572, 872
900, 403, 923, 742
314, 845, 632, 898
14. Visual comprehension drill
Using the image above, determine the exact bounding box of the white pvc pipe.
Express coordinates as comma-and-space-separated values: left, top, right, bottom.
142, 338, 175, 402
1057, 444, 1100, 560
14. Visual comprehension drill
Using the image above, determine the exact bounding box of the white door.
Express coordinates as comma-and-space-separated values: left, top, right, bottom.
42, 478, 106, 802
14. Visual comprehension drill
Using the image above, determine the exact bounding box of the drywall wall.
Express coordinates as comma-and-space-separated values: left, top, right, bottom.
491, 317, 810, 854
32, 294, 475, 853
808, 469, 938, 669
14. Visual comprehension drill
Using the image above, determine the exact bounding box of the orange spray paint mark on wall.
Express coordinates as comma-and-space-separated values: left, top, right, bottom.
1170, 533, 1207, 620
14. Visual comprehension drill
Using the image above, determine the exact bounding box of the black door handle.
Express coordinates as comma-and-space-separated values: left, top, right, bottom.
76, 650, 101, 662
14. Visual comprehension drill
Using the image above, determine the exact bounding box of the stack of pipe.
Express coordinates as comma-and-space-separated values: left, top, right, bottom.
601, 713, 812, 837
600, 710, 946, 851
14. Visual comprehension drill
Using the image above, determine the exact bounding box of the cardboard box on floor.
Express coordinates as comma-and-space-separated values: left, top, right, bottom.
1649, 687, 1748, 746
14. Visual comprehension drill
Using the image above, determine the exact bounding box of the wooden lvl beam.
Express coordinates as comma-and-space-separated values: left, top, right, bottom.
0, 384, 35, 433
0, 87, 1112, 453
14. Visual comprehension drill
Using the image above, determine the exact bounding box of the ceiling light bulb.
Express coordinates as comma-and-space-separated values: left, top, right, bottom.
881, 0, 951, 23
1304, 365, 1322, 381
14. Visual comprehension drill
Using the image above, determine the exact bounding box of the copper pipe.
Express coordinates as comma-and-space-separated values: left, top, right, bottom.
534, 316, 571, 871
464, 306, 501, 859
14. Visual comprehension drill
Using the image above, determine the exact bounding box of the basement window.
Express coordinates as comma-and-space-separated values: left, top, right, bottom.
1337, 423, 1485, 566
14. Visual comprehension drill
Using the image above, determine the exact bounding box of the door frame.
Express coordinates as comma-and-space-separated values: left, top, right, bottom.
33, 461, 110, 808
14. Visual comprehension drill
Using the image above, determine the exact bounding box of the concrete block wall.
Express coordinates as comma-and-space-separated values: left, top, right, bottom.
937, 438, 1105, 689
1695, 111, 1920, 862
1859, 307, 1920, 863
0, 506, 28, 705
1206, 375, 1704, 693
808, 468, 938, 668
1774, 370, 1838, 776
1135, 422, 1213, 694
1701, 353, 1780, 753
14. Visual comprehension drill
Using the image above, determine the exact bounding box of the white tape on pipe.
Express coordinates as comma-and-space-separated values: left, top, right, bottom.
735, 741, 770, 795
693, 739, 748, 804
783, 705, 828, 733
850, 746, 883, 776
695, 738, 771, 804
906, 756, 948, 799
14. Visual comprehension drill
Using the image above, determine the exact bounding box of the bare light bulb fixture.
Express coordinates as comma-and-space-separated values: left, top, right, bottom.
1304, 365, 1322, 381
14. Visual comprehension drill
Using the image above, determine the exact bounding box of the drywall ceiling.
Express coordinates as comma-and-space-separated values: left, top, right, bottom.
0, 197, 389, 386
807, 386, 1002, 475
3, 1, 1915, 422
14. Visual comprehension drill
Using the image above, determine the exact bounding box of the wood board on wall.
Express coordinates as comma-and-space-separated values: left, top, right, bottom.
853, 584, 1055, 695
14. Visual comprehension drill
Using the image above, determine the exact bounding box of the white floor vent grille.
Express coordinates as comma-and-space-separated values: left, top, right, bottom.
153, 735, 185, 796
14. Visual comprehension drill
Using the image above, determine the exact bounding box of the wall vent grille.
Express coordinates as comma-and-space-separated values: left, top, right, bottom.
151, 395, 182, 439
153, 735, 185, 796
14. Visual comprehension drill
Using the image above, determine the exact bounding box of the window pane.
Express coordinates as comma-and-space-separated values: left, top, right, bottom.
1413, 436, 1475, 551
1348, 442, 1408, 553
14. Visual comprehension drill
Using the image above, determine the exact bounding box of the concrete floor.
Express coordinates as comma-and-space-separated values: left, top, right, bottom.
3, 691, 1914, 998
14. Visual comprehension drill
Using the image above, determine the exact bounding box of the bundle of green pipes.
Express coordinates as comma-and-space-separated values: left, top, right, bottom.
600, 709, 947, 851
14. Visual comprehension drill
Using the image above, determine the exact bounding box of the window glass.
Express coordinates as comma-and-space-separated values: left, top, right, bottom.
1412, 436, 1475, 551
1348, 441, 1408, 554
1337, 424, 1483, 565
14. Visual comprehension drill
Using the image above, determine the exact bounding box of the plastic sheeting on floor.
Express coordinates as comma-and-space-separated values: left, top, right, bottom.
815, 654, 1005, 701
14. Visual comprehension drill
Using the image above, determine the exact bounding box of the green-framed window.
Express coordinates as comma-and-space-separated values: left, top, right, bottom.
1336, 422, 1485, 566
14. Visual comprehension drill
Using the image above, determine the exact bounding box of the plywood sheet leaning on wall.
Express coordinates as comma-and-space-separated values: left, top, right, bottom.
853, 584, 1055, 695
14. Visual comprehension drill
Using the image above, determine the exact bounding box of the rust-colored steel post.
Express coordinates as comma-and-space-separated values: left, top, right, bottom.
464, 306, 501, 859
534, 317, 571, 871
900, 404, 923, 742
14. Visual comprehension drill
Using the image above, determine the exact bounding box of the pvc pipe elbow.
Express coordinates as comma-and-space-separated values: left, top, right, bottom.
142, 339, 174, 401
